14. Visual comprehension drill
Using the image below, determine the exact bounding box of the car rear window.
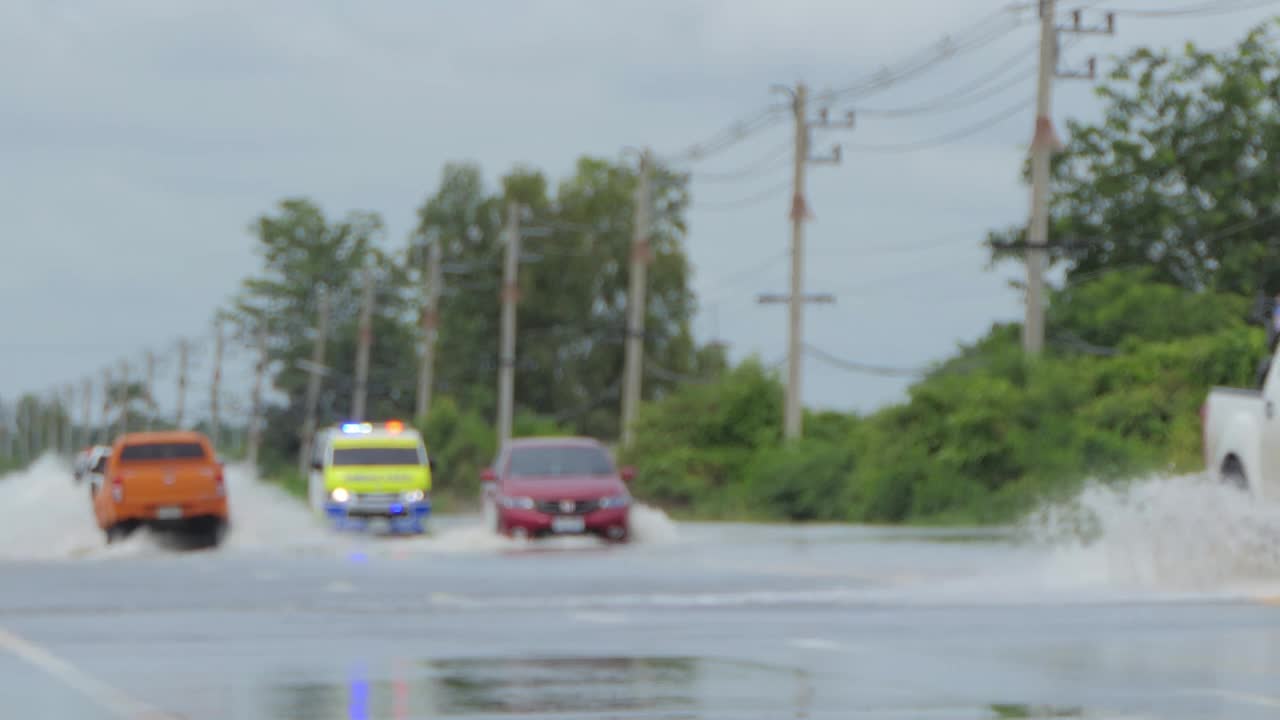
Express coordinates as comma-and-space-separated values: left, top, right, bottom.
119, 442, 207, 461
332, 447, 422, 466
508, 446, 614, 477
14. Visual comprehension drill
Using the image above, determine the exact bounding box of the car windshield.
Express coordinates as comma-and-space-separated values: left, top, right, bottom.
118, 443, 207, 461
508, 446, 614, 477
332, 446, 422, 466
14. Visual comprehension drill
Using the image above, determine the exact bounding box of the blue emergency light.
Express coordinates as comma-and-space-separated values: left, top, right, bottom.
341, 422, 373, 434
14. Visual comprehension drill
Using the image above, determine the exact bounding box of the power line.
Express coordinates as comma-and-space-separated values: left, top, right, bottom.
821, 6, 1034, 104
688, 140, 793, 183
661, 1, 1031, 167
691, 179, 792, 211
1060, 0, 1280, 17
845, 94, 1034, 153
854, 45, 1038, 118
804, 343, 929, 378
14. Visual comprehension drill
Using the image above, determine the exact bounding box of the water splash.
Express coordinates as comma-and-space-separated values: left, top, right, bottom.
1026, 472, 1280, 593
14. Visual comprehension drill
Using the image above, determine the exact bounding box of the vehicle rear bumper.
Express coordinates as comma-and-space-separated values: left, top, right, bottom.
499, 505, 630, 539
108, 497, 228, 525
324, 499, 431, 533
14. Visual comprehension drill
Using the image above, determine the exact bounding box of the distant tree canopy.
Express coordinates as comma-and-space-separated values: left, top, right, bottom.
990, 20, 1280, 298
228, 157, 726, 458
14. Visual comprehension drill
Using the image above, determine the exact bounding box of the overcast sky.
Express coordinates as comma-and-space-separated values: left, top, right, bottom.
3, 0, 1277, 420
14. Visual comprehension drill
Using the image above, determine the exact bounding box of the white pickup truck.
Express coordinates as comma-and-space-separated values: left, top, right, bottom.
1202, 355, 1280, 499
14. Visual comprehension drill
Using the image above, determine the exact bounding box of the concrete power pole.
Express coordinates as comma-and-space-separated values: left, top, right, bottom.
352, 261, 375, 422
496, 202, 521, 445
1023, 0, 1056, 355
621, 149, 653, 450
80, 377, 92, 450
1023, 2, 1114, 354
210, 322, 224, 451
765, 82, 851, 441
247, 326, 267, 469
101, 367, 112, 445
176, 339, 189, 429
415, 233, 443, 423
117, 359, 129, 438
61, 384, 73, 454
144, 350, 156, 430
299, 288, 330, 474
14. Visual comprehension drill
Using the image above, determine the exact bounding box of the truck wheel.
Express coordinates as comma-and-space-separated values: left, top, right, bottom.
1222, 459, 1248, 491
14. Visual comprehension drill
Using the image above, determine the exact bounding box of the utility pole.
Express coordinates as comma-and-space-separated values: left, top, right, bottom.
101, 367, 112, 445
299, 288, 329, 474
497, 201, 520, 445
416, 232, 443, 422
211, 322, 223, 451
1023, 1, 1114, 354
80, 377, 92, 451
247, 326, 267, 468
61, 384, 73, 455
352, 260, 374, 422
117, 358, 129, 438
44, 391, 57, 456
768, 82, 853, 441
176, 339, 189, 429
144, 350, 156, 430
621, 149, 653, 449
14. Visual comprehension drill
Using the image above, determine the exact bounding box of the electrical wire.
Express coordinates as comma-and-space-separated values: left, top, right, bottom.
845, 94, 1034, 153
689, 140, 794, 183
855, 54, 1037, 118
691, 179, 792, 212
662, 1, 1031, 166
821, 7, 1033, 104
804, 343, 930, 378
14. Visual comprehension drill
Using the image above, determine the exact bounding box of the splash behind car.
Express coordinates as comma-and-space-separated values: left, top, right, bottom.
482, 437, 634, 542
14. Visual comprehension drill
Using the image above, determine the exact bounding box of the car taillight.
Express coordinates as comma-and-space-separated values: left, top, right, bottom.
111, 475, 124, 502
215, 468, 225, 497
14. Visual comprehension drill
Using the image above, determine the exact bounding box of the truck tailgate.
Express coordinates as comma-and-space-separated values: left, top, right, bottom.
118, 461, 223, 505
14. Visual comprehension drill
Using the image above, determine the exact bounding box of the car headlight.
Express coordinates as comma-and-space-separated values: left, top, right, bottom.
402, 489, 426, 503
598, 494, 631, 509
330, 487, 351, 503
499, 496, 535, 510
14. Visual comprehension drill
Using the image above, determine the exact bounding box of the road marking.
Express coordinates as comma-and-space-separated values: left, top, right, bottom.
0, 625, 177, 719
787, 637, 846, 652
1185, 688, 1280, 709
569, 611, 628, 625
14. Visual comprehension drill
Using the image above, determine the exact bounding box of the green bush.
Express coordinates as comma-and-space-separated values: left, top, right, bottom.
623, 275, 1265, 526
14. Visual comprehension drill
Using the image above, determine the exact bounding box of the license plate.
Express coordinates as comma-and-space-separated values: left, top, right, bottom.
155, 506, 183, 520
551, 516, 585, 534
369, 518, 390, 533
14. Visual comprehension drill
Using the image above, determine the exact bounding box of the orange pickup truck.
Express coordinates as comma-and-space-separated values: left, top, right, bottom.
93, 431, 229, 546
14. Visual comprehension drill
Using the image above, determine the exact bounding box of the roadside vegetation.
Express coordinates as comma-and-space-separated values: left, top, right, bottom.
7, 22, 1280, 526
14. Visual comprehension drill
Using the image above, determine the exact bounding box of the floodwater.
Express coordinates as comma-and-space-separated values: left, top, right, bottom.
3, 457, 1280, 719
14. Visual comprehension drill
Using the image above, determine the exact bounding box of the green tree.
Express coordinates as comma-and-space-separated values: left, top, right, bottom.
229, 198, 416, 459
413, 156, 706, 438
990, 20, 1280, 296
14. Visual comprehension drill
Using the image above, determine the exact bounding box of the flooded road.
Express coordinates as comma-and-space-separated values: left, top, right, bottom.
3, 459, 1280, 718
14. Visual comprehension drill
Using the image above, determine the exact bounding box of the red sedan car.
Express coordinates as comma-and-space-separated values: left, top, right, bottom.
482, 437, 634, 542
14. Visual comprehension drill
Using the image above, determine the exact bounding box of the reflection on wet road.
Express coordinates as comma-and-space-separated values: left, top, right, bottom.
3, 463, 1280, 718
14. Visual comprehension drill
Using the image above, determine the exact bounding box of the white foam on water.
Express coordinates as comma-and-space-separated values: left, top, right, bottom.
0, 454, 149, 560
222, 463, 333, 552
629, 503, 680, 545
1025, 473, 1280, 596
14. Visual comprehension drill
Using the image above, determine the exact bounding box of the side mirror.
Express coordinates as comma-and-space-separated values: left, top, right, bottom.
428, 457, 438, 472
480, 468, 496, 484
620, 466, 636, 483
310, 460, 323, 471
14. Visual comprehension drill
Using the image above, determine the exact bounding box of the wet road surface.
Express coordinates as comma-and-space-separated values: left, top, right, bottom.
4, 465, 1280, 719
